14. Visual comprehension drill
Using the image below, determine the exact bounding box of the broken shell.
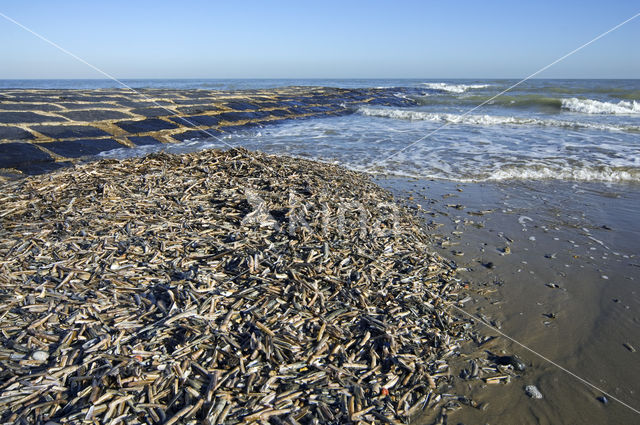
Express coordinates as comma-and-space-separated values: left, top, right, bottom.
31, 351, 49, 362
525, 385, 543, 399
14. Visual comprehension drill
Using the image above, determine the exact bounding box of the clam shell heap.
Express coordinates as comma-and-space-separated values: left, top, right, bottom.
0, 149, 467, 424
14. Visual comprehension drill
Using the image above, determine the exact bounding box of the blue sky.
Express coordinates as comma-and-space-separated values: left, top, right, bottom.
0, 0, 638, 79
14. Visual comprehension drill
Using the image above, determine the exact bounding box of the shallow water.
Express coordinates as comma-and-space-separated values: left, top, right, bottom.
98, 79, 640, 184
85, 79, 636, 176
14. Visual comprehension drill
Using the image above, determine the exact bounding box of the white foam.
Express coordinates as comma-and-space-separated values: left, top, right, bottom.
356, 106, 640, 133
518, 216, 533, 225
422, 82, 490, 93
561, 98, 640, 114
99, 136, 233, 159
485, 166, 640, 183
350, 161, 640, 183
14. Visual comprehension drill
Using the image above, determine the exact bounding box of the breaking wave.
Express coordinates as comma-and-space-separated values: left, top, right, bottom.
352, 162, 640, 183
421, 82, 490, 93
356, 106, 640, 133
561, 98, 640, 114
483, 165, 640, 183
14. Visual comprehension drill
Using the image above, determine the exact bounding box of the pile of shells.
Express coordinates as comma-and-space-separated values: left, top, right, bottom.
0, 148, 469, 424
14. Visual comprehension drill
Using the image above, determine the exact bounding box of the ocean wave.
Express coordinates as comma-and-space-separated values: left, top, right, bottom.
353, 162, 640, 183
421, 82, 490, 93
356, 106, 640, 133
410, 94, 563, 110
409, 94, 640, 114
561, 98, 640, 114
484, 166, 640, 183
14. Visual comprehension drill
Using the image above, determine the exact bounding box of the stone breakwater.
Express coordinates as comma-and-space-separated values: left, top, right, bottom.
0, 87, 414, 176
0, 148, 469, 424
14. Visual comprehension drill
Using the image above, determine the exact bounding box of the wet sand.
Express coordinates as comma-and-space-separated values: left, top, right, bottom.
379, 177, 640, 424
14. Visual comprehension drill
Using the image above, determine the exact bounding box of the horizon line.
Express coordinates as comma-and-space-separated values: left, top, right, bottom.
1, 77, 639, 81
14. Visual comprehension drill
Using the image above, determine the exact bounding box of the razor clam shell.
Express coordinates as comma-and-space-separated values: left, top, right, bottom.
0, 148, 469, 423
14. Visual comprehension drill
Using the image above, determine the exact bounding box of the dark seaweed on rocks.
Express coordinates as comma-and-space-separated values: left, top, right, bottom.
0, 148, 468, 424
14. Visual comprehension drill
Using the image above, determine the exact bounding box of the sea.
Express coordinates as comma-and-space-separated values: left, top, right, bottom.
3, 78, 639, 184
3, 78, 640, 423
